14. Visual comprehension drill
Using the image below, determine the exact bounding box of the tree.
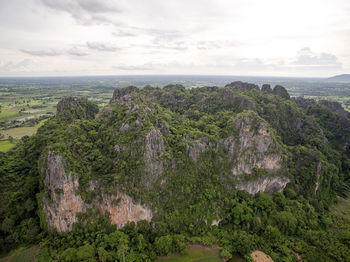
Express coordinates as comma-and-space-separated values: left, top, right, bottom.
155, 235, 173, 256
117, 244, 129, 262
76, 244, 95, 261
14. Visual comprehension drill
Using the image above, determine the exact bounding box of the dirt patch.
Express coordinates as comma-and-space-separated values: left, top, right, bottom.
294, 251, 302, 261
251, 250, 273, 262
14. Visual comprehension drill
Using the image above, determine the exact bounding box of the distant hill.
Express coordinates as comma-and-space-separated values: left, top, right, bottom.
328, 74, 350, 81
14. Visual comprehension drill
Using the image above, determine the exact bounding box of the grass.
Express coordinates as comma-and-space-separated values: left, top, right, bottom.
0, 140, 15, 152
156, 245, 223, 262
1, 126, 39, 139
330, 194, 350, 223
0, 111, 19, 121
0, 246, 39, 262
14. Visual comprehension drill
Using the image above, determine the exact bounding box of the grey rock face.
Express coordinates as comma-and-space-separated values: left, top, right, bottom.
315, 162, 322, 194
228, 112, 283, 176
185, 138, 208, 162
236, 176, 290, 194
273, 85, 290, 99
319, 100, 350, 117
261, 84, 273, 93
292, 97, 316, 110
112, 86, 139, 100
225, 81, 260, 91
143, 129, 165, 187
56, 97, 82, 115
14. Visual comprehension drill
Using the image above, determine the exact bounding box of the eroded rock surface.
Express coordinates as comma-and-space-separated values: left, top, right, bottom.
236, 176, 290, 194
273, 85, 290, 99
43, 152, 85, 232
42, 151, 152, 232
143, 129, 166, 187
225, 81, 260, 91
229, 112, 283, 176
261, 84, 273, 93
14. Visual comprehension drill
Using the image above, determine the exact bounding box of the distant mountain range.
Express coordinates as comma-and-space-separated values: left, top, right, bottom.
328, 74, 350, 81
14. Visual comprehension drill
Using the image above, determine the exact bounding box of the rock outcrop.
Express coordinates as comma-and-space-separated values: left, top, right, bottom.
261, 84, 273, 93
43, 152, 85, 232
56, 97, 82, 114
273, 85, 290, 99
228, 112, 283, 176
56, 97, 98, 119
112, 86, 139, 100
236, 176, 290, 194
225, 81, 260, 91
42, 151, 152, 233
185, 138, 208, 162
319, 100, 350, 117
143, 129, 166, 187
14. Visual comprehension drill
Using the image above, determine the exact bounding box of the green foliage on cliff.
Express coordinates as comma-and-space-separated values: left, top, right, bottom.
1, 83, 350, 261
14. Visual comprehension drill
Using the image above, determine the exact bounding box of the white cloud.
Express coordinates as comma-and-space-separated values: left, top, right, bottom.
0, 59, 34, 72
40, 0, 121, 25
20, 49, 62, 56
86, 42, 120, 52
0, 0, 349, 76
293, 47, 342, 69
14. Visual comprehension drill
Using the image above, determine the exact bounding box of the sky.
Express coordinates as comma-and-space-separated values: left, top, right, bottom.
0, 0, 349, 77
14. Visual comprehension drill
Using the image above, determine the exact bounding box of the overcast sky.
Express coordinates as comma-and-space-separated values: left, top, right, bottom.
0, 0, 349, 77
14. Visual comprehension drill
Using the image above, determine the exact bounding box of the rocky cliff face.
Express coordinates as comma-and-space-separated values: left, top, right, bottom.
228, 112, 283, 176
182, 111, 287, 193
43, 152, 85, 232
236, 176, 290, 194
42, 151, 152, 233
143, 129, 166, 187
224, 112, 287, 193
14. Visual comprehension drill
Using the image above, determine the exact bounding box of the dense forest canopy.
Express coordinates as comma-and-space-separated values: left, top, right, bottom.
1, 82, 350, 261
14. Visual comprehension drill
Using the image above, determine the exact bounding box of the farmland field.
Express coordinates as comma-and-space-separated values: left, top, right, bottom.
0, 140, 15, 152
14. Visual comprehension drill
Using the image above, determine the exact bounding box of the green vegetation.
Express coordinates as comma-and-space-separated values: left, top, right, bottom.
1, 83, 350, 261
0, 79, 114, 143
156, 245, 222, 262
0, 140, 14, 152
330, 193, 350, 223
1, 126, 41, 139
0, 246, 39, 262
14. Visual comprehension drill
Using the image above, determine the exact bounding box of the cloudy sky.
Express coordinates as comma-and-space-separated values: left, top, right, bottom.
0, 0, 349, 77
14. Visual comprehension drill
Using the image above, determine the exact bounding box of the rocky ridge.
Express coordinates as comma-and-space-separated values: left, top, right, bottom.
40, 81, 332, 233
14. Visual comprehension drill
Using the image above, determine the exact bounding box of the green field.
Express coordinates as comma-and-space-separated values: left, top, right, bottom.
1, 126, 40, 139
156, 245, 245, 262
330, 194, 350, 223
156, 245, 223, 262
0, 111, 19, 121
0, 246, 39, 262
0, 140, 15, 152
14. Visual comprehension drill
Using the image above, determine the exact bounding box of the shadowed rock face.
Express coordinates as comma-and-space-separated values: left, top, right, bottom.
225, 81, 260, 92
319, 100, 350, 117
56, 96, 99, 119
143, 129, 166, 188
112, 86, 139, 100
261, 84, 273, 93
273, 85, 290, 99
56, 97, 81, 115
42, 151, 152, 233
